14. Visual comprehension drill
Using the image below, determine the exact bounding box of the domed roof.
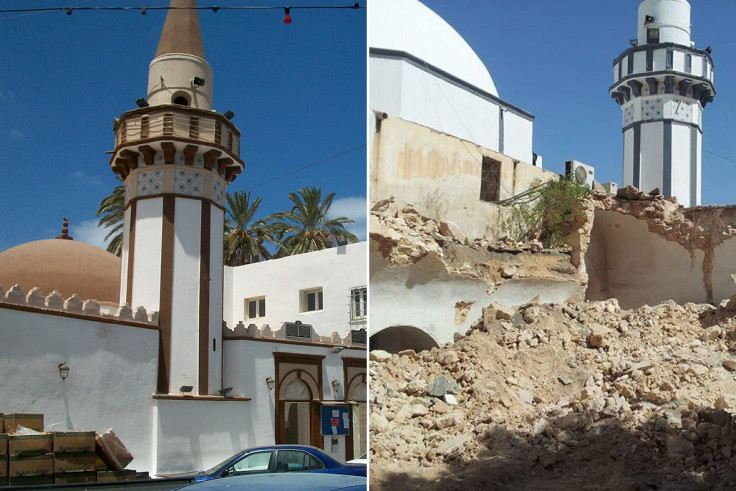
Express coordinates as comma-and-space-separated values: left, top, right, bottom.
0, 239, 121, 304
369, 0, 498, 97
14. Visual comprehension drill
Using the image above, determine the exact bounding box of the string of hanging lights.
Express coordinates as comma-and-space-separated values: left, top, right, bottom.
0, 3, 363, 24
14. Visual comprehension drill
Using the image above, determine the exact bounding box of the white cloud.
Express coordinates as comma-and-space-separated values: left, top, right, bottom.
329, 196, 367, 241
72, 171, 101, 186
9, 129, 23, 140
71, 219, 110, 250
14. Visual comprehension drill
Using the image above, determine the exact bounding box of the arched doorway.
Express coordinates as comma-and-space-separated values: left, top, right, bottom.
369, 325, 440, 354
346, 375, 367, 460
274, 352, 324, 448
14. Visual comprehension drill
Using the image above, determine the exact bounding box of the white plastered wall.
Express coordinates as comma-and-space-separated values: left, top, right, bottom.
0, 307, 158, 472
222, 339, 366, 464
131, 198, 163, 311
640, 122, 664, 193
170, 197, 202, 392
370, 55, 534, 164
209, 205, 225, 393
223, 242, 367, 337
670, 123, 692, 204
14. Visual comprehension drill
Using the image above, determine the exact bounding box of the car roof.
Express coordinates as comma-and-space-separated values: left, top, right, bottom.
180, 472, 366, 490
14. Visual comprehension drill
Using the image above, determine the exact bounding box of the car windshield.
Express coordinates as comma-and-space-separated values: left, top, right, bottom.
204, 451, 246, 475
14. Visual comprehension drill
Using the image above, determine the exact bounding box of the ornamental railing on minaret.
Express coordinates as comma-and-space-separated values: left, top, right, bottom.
610, 0, 715, 207
109, 0, 243, 396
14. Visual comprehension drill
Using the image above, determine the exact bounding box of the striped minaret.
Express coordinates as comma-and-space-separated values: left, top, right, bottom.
109, 0, 244, 395
610, 0, 715, 207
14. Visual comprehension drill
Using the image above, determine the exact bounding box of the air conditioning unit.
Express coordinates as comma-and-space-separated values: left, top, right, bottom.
565, 160, 596, 188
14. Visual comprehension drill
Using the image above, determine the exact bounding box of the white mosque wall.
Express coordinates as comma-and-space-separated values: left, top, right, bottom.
131, 197, 164, 311
209, 205, 225, 393
640, 122, 664, 193
670, 123, 692, 204
152, 398, 253, 474
119, 206, 131, 304
370, 56, 533, 165
223, 242, 368, 338
170, 197, 203, 393
0, 307, 159, 473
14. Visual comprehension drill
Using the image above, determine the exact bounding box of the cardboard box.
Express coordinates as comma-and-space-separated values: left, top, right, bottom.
9, 474, 54, 486
97, 469, 137, 482
8, 433, 53, 457
95, 429, 133, 470
0, 433, 7, 456
55, 471, 97, 484
95, 454, 109, 471
53, 431, 95, 453
54, 452, 96, 473
3, 413, 44, 433
8, 453, 54, 477
0, 455, 7, 477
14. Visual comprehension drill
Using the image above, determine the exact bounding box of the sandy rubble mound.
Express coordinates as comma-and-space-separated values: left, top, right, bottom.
370, 298, 736, 490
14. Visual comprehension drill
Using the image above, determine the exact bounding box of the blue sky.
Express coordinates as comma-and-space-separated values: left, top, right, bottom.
0, 0, 366, 253
420, 0, 736, 205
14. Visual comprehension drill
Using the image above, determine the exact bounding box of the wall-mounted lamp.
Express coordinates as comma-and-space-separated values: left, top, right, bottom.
223, 110, 235, 120
329, 346, 345, 354
218, 387, 233, 398
192, 77, 206, 87
136, 97, 149, 108
266, 377, 275, 391
331, 380, 340, 393
180, 385, 194, 394
58, 362, 70, 381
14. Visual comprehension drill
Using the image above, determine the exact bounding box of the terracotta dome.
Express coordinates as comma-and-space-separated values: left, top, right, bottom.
0, 239, 121, 304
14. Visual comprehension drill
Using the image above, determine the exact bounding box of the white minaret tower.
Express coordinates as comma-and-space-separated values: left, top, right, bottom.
611, 0, 715, 207
109, 0, 244, 395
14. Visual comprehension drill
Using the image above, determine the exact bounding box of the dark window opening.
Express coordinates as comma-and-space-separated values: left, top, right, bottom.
174, 96, 190, 106
647, 28, 660, 44
685, 54, 692, 73
666, 49, 674, 70
480, 157, 502, 202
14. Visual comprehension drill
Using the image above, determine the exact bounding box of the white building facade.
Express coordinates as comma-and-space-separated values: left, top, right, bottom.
611, 0, 716, 207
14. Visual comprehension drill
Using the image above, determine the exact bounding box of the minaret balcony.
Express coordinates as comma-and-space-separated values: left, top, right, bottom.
109, 104, 244, 183
610, 71, 715, 108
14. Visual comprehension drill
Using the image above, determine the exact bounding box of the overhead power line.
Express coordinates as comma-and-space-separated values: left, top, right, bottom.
0, 4, 364, 15
704, 149, 736, 165
244, 144, 366, 191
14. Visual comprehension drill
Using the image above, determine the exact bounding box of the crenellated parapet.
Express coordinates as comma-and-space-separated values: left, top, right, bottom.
223, 320, 367, 348
0, 284, 159, 326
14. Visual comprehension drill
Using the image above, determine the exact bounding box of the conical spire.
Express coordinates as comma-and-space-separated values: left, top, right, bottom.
155, 0, 205, 59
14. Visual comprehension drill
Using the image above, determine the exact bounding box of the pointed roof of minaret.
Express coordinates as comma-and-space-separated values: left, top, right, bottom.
155, 0, 206, 59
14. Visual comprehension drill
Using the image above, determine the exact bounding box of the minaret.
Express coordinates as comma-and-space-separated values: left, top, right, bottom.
109, 0, 244, 395
610, 0, 715, 207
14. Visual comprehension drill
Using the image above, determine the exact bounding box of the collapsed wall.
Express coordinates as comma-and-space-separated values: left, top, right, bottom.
370, 197, 586, 352
584, 187, 736, 309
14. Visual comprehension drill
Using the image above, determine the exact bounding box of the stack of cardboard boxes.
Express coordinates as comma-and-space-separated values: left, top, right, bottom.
5, 413, 53, 486
0, 413, 138, 485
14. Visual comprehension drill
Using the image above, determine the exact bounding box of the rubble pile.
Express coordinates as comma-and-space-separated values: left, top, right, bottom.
370, 298, 736, 490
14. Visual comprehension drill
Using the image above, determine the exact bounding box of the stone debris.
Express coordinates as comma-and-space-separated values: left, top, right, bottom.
370, 298, 736, 489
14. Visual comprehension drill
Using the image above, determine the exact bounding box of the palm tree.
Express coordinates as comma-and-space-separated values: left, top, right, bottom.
96, 178, 125, 256
224, 191, 277, 266
269, 187, 359, 256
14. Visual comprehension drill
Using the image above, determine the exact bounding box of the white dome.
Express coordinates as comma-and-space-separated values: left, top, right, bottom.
369, 0, 498, 97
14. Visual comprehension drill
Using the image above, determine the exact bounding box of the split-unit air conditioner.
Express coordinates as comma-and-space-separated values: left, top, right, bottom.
565, 160, 596, 188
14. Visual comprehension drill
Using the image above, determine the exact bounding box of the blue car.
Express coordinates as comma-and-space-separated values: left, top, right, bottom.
191, 445, 366, 482
177, 472, 366, 490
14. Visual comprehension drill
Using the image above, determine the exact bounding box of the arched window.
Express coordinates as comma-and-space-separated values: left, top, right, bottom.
284, 379, 311, 401
172, 92, 190, 106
